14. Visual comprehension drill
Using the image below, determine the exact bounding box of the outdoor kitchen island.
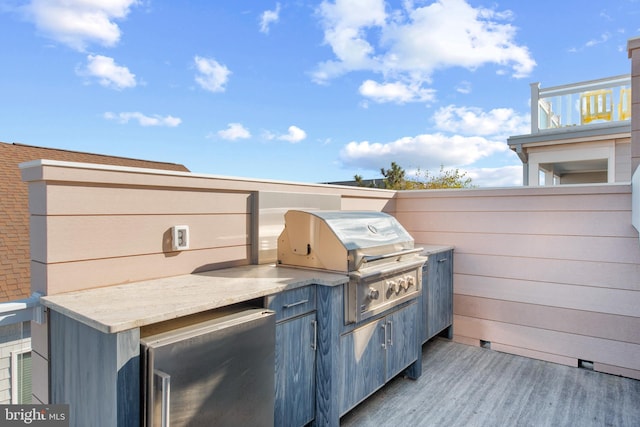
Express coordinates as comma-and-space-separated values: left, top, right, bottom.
39, 246, 452, 427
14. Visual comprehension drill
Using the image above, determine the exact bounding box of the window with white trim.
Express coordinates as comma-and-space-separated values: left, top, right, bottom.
11, 347, 32, 404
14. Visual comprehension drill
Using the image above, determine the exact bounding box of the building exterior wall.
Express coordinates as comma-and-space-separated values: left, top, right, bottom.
0, 144, 191, 407
0, 322, 31, 404
560, 171, 607, 184
524, 138, 630, 186
507, 36, 640, 186
0, 142, 190, 302
616, 140, 632, 181
629, 37, 640, 174
395, 184, 640, 380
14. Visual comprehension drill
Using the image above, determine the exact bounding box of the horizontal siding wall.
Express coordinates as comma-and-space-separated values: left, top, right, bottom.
0, 323, 31, 404
395, 184, 640, 379
23, 161, 395, 296
29, 184, 254, 295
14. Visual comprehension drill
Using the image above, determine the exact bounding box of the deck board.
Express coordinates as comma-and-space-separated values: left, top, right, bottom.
340, 338, 640, 427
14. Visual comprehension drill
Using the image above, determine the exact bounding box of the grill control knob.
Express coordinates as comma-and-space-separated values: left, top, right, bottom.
405, 276, 414, 289
387, 280, 399, 294
367, 287, 380, 300
397, 278, 406, 293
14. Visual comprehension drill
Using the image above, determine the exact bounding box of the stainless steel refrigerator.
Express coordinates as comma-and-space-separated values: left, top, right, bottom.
140, 306, 275, 427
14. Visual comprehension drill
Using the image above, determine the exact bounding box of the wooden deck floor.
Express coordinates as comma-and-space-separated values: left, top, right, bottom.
340, 338, 640, 427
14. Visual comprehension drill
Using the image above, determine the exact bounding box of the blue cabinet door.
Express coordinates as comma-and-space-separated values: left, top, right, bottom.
275, 312, 316, 427
423, 250, 454, 343
339, 301, 420, 416
386, 301, 419, 379
338, 319, 386, 415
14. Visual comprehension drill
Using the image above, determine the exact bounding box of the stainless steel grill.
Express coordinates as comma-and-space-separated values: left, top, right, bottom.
277, 210, 426, 323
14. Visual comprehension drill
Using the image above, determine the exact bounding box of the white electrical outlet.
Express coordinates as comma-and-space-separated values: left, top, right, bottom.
172, 225, 189, 251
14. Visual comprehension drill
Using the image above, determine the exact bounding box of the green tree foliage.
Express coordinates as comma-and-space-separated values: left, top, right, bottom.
415, 165, 474, 189
355, 163, 474, 190
353, 174, 379, 188
380, 161, 407, 190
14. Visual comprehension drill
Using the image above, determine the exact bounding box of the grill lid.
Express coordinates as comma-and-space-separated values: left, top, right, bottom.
304, 210, 413, 250
277, 210, 416, 273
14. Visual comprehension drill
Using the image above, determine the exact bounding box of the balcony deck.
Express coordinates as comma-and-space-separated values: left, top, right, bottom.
531, 74, 631, 132
341, 338, 640, 427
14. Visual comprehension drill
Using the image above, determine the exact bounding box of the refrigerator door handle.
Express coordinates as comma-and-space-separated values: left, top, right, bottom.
311, 319, 317, 351
154, 369, 171, 427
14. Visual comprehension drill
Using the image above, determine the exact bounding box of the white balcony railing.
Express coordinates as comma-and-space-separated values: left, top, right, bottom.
530, 74, 631, 133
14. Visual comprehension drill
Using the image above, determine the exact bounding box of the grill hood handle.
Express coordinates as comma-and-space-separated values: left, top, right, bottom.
357, 247, 424, 269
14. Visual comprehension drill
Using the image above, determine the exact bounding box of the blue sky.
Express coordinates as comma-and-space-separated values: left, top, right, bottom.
1, 1, 638, 186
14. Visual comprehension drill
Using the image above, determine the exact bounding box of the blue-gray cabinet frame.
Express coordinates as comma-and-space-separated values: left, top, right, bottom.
267, 286, 317, 427
421, 249, 454, 344
49, 310, 140, 427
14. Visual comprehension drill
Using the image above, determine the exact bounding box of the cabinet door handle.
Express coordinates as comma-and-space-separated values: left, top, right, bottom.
387, 320, 393, 346
438, 258, 448, 263
283, 299, 308, 309
311, 320, 317, 351
153, 369, 171, 427
381, 323, 387, 349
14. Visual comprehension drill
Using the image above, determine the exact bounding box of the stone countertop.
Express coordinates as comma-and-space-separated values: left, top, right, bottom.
40, 264, 348, 334
40, 245, 452, 335
417, 244, 455, 256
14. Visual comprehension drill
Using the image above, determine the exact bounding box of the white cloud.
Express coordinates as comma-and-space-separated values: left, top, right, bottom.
339, 104, 528, 186
340, 133, 507, 171
569, 32, 614, 53
218, 123, 251, 140
466, 165, 523, 187
313, 0, 535, 95
358, 80, 436, 104
312, 0, 387, 82
433, 105, 530, 139
456, 81, 472, 94
585, 32, 611, 48
194, 56, 231, 93
385, 0, 535, 79
260, 3, 281, 34
78, 54, 136, 90
24, 0, 139, 51
278, 125, 307, 143
104, 112, 181, 127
